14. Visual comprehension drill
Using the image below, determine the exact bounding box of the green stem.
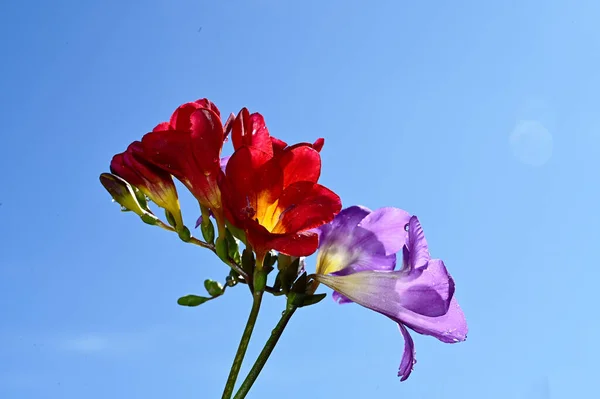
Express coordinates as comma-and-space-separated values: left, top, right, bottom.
232, 304, 298, 399
221, 291, 264, 399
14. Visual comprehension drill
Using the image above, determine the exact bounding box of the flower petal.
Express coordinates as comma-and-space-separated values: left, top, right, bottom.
231, 108, 273, 156
278, 145, 321, 188
189, 108, 224, 170
317, 205, 371, 244
403, 215, 430, 271
397, 323, 416, 381
331, 291, 353, 304
317, 260, 463, 340
271, 181, 341, 234
358, 207, 411, 255
402, 296, 467, 344
220, 155, 231, 173
315, 206, 396, 276
266, 231, 320, 257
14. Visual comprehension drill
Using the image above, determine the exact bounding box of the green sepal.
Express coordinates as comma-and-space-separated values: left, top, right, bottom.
165, 210, 177, 228
241, 248, 255, 278
290, 271, 308, 294
225, 228, 241, 265
215, 237, 229, 263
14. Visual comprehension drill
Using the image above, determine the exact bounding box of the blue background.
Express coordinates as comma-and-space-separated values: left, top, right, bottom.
1, 1, 596, 398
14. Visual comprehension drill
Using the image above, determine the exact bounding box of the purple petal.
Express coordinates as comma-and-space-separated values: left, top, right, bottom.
317, 205, 371, 243
397, 323, 416, 381
317, 261, 464, 341
358, 207, 411, 255
332, 291, 353, 304
220, 155, 231, 173
402, 215, 430, 271
403, 296, 467, 344
316, 206, 397, 276
397, 260, 454, 317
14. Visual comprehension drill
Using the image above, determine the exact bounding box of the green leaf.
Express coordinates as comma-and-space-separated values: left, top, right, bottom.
204, 279, 224, 297
177, 295, 210, 307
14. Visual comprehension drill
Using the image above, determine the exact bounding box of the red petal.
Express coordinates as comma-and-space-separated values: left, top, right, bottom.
169, 102, 203, 132
266, 231, 320, 257
271, 136, 288, 154
224, 147, 282, 216
189, 108, 224, 172
312, 138, 325, 152
153, 122, 170, 132
272, 182, 341, 234
140, 129, 193, 178
193, 98, 221, 119
278, 145, 321, 189
231, 108, 273, 155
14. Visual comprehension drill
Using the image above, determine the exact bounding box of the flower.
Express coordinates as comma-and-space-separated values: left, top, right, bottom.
314, 206, 468, 381
139, 98, 228, 230
220, 108, 341, 263
110, 141, 183, 230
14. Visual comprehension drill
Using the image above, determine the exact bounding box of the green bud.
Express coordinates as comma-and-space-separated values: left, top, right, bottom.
204, 279, 224, 297
99, 173, 147, 217
201, 219, 215, 244
141, 213, 158, 225
178, 226, 191, 242
177, 295, 210, 307
225, 274, 237, 287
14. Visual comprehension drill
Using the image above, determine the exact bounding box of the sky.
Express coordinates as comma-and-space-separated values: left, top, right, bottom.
1, 0, 599, 398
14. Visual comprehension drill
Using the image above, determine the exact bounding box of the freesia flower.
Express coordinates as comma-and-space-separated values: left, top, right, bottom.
220, 108, 341, 264
110, 141, 183, 230
314, 206, 468, 381
139, 99, 228, 231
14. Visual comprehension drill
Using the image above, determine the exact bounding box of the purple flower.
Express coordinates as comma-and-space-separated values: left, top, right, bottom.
315, 206, 468, 381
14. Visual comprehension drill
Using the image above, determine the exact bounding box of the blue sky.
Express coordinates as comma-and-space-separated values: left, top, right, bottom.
1, 0, 598, 398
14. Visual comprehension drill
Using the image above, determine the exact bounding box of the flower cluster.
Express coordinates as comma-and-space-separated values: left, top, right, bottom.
100, 98, 467, 392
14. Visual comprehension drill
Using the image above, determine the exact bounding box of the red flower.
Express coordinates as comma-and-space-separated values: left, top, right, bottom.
110, 141, 183, 229
221, 108, 341, 262
139, 99, 228, 229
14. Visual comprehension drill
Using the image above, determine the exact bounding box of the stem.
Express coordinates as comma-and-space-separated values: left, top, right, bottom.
221, 291, 264, 399
232, 304, 298, 399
